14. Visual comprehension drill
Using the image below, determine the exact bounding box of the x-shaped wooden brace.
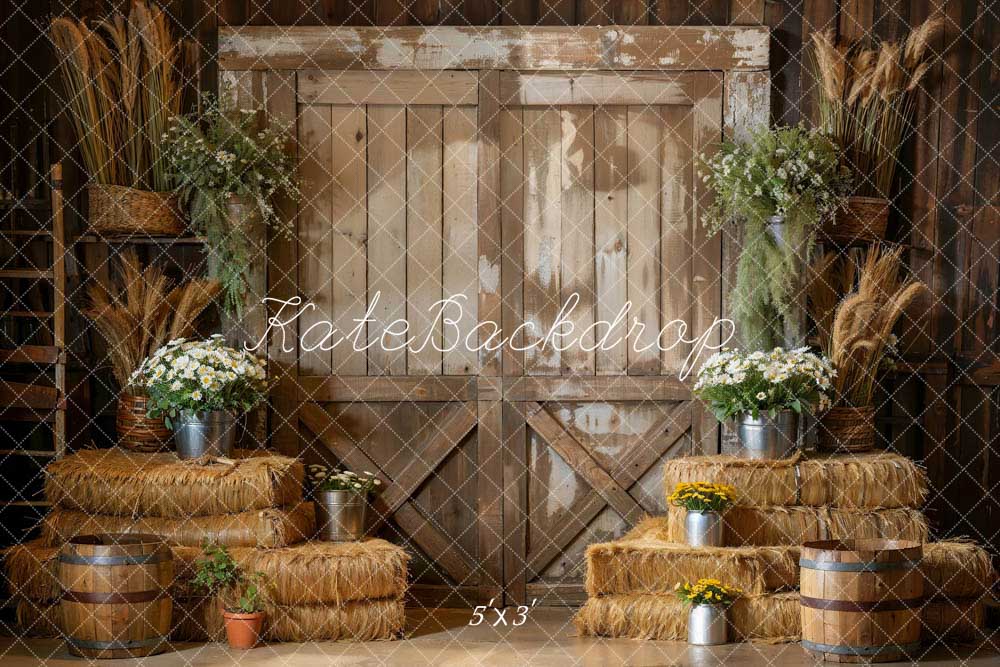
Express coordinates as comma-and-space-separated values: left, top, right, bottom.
517, 400, 692, 579
299, 401, 478, 583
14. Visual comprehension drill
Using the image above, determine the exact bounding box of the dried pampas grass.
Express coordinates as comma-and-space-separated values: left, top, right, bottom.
84, 251, 220, 391
661, 505, 928, 547
41, 502, 315, 549
661, 451, 927, 509
45, 448, 303, 517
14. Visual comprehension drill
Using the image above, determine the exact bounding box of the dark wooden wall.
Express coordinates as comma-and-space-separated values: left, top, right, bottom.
1, 1, 996, 557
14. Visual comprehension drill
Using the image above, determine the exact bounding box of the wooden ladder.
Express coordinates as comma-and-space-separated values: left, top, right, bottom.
0, 163, 67, 516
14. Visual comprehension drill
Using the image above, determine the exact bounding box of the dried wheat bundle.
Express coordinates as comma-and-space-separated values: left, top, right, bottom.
585, 531, 798, 597
41, 503, 314, 549
810, 16, 944, 197
824, 245, 928, 407
661, 451, 927, 509
45, 448, 302, 517
50, 1, 181, 189
661, 505, 928, 547
84, 250, 220, 391
575, 592, 801, 643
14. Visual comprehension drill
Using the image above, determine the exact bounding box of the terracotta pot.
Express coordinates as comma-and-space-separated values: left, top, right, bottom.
222, 609, 265, 649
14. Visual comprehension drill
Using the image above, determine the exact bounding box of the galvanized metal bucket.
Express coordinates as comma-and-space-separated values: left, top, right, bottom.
173, 410, 237, 459
684, 509, 724, 548
688, 603, 728, 645
768, 214, 787, 247
737, 410, 799, 460
314, 489, 368, 542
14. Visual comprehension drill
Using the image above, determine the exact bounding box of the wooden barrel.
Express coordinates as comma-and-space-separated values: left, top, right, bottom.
800, 539, 923, 663
58, 534, 173, 658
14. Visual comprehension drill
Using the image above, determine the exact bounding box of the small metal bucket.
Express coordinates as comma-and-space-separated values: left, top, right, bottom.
173, 410, 237, 459
314, 489, 368, 542
737, 410, 799, 460
768, 214, 786, 246
684, 510, 724, 548
688, 604, 728, 645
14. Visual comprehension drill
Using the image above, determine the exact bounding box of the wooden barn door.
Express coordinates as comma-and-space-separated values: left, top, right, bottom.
498, 71, 724, 605
291, 70, 500, 606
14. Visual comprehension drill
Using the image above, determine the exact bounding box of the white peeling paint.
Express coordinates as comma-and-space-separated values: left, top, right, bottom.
730, 29, 770, 68
478, 256, 500, 294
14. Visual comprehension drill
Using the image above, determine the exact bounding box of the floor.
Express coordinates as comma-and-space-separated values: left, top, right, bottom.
1, 608, 996, 666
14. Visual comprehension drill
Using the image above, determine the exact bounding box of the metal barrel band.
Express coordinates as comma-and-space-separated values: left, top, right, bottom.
801, 639, 922, 657
799, 557, 922, 572
799, 594, 923, 612
67, 636, 167, 651
62, 589, 167, 604
58, 551, 170, 566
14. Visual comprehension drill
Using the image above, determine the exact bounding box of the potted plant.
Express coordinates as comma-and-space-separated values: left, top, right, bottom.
809, 246, 927, 452
308, 466, 382, 542
809, 17, 943, 244
84, 252, 220, 452
693, 347, 835, 460
192, 544, 268, 649
50, 2, 186, 235
668, 482, 736, 548
700, 125, 850, 350
164, 93, 300, 315
135, 335, 268, 459
676, 578, 742, 646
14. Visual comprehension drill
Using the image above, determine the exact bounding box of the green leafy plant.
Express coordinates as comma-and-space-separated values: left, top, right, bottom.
668, 482, 736, 513
134, 335, 268, 428
164, 93, 300, 314
700, 125, 850, 349
193, 544, 268, 614
308, 465, 382, 496
676, 579, 742, 607
693, 347, 834, 422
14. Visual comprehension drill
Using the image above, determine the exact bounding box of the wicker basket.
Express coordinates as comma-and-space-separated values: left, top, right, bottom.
117, 393, 173, 453
822, 196, 889, 245
817, 406, 876, 452
87, 183, 184, 236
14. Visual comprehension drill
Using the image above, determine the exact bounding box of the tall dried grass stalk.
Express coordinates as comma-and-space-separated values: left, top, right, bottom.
810, 16, 944, 196
50, 1, 181, 190
823, 245, 928, 407
84, 250, 220, 391
808, 252, 857, 351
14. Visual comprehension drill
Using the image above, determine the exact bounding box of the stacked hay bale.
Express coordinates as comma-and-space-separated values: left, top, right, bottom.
4, 448, 408, 643
575, 452, 995, 644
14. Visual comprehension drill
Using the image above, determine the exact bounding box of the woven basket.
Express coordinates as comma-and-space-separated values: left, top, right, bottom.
87, 184, 184, 236
817, 406, 876, 452
822, 196, 889, 245
116, 393, 173, 453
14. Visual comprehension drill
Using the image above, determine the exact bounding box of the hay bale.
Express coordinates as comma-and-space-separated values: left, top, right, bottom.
171, 539, 410, 604
923, 598, 987, 643
13, 598, 61, 638
661, 505, 928, 546
574, 592, 800, 642
45, 448, 304, 517
662, 452, 927, 509
40, 502, 315, 548
922, 541, 997, 599
585, 523, 798, 596
3, 540, 60, 602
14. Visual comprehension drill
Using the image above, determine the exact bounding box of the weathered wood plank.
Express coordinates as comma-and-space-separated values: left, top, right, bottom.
406, 105, 444, 375
328, 104, 368, 375
626, 106, 662, 376
478, 71, 503, 376
297, 375, 477, 402
593, 106, 629, 376
298, 70, 478, 105
499, 72, 696, 106
559, 106, 595, 375
442, 105, 479, 375
477, 399, 504, 603
219, 26, 770, 71
659, 104, 693, 375
500, 107, 525, 377
503, 375, 690, 402
522, 106, 562, 375
366, 105, 407, 375
502, 400, 527, 604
